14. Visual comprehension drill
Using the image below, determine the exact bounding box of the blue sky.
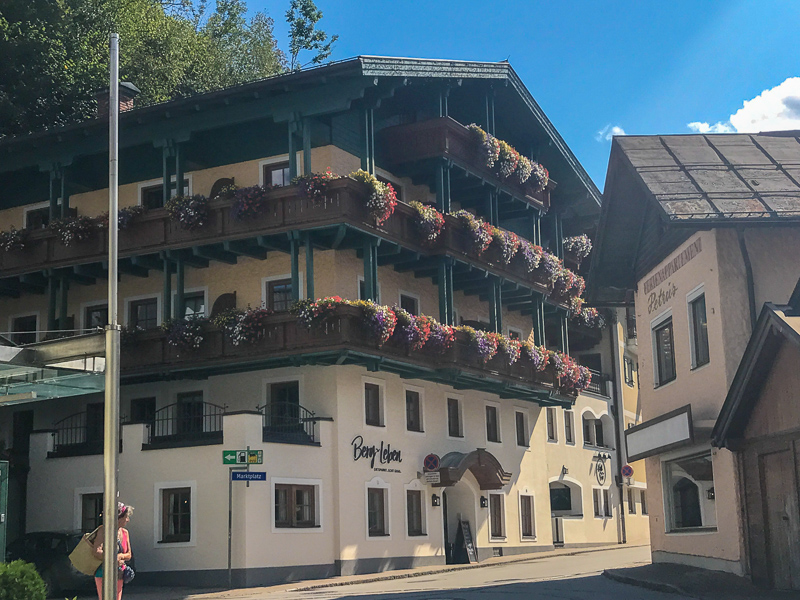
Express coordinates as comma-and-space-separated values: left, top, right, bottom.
250, 0, 800, 189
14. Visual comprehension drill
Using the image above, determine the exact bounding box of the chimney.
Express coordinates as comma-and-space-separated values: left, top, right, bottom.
95, 82, 141, 118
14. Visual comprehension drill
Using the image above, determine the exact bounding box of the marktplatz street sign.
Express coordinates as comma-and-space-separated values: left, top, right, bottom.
231, 471, 266, 482
223, 449, 263, 465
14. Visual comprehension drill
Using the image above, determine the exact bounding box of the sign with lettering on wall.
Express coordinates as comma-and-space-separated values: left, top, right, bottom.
645, 238, 702, 314
351, 436, 402, 473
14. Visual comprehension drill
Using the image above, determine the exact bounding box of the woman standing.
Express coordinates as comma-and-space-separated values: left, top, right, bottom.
91, 502, 133, 600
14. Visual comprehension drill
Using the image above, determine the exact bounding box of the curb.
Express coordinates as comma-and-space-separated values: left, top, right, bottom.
602, 569, 697, 599
287, 545, 648, 592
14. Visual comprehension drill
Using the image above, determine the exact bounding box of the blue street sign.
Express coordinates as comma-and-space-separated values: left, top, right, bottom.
231, 471, 266, 482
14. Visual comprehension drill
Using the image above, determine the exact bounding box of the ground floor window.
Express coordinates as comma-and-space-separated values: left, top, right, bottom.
628, 488, 636, 514
489, 493, 505, 539
367, 487, 388, 537
663, 452, 716, 531
640, 489, 648, 515
161, 487, 191, 543
81, 493, 103, 533
406, 490, 425, 536
593, 488, 611, 518
275, 484, 316, 528
520, 495, 535, 538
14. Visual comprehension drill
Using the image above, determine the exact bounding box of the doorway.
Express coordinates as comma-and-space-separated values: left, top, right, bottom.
760, 448, 800, 590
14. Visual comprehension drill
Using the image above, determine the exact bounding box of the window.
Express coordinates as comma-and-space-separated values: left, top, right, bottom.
664, 452, 716, 531
266, 381, 300, 431
130, 298, 158, 330
267, 279, 293, 312
358, 277, 381, 303
140, 179, 189, 210
628, 488, 636, 514
183, 291, 205, 318
11, 314, 37, 345
81, 493, 103, 533
546, 407, 557, 442
564, 410, 575, 444
176, 391, 204, 435
364, 382, 383, 427
486, 405, 500, 443
520, 495, 535, 538
405, 390, 423, 432
264, 162, 291, 187
85, 304, 108, 330
515, 411, 528, 447
275, 484, 316, 528
593, 489, 611, 518
399, 294, 419, 316
367, 487, 387, 536
689, 293, 709, 368
161, 487, 191, 542
406, 490, 425, 536
25, 205, 51, 229
625, 305, 637, 340
130, 397, 156, 425
623, 357, 636, 386
583, 415, 606, 448
653, 316, 676, 386
640, 490, 648, 515
549, 485, 572, 512
489, 493, 505, 539
447, 398, 462, 438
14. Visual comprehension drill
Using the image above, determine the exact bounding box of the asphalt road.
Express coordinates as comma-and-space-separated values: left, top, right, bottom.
100, 545, 690, 600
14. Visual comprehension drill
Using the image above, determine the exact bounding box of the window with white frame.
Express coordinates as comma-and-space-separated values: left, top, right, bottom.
406, 489, 425, 536
364, 382, 384, 427
405, 389, 423, 432
515, 410, 529, 447
593, 488, 611, 518
447, 397, 463, 438
652, 313, 676, 386
688, 288, 709, 369
489, 493, 505, 539
399, 293, 419, 316
367, 485, 389, 537
275, 483, 317, 528
564, 410, 575, 444
582, 414, 607, 448
81, 493, 103, 533
485, 404, 501, 443
160, 487, 191, 542
623, 357, 636, 386
663, 452, 716, 531
640, 489, 648, 515
84, 303, 108, 330
627, 488, 636, 514
546, 407, 557, 442
520, 494, 535, 538
139, 177, 190, 209
129, 297, 158, 330
10, 314, 38, 345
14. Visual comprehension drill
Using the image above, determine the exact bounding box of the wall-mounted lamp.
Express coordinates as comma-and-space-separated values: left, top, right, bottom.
707, 487, 715, 501
431, 494, 440, 507
561, 466, 569, 476
480, 496, 488, 508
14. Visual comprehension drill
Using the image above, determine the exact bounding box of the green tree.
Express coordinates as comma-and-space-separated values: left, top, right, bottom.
285, 0, 338, 71
0, 0, 287, 138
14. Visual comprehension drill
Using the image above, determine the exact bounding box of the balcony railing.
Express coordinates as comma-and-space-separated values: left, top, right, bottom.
143, 401, 225, 449
259, 401, 320, 446
584, 369, 610, 397
121, 306, 571, 405
0, 179, 571, 309
48, 411, 103, 458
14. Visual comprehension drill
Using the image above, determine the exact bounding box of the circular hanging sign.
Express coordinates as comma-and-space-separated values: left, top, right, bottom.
621, 464, 634, 479
595, 460, 607, 485
423, 453, 440, 472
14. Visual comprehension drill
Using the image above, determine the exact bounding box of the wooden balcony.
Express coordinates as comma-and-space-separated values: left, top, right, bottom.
0, 179, 571, 309
377, 117, 553, 212
121, 307, 573, 405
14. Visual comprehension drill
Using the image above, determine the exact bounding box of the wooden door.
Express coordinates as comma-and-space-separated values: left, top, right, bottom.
760, 447, 800, 590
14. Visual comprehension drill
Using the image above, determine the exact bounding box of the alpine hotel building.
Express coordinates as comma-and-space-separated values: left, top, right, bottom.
0, 57, 648, 587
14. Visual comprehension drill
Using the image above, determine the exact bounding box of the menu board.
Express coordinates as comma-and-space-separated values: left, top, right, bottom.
460, 519, 477, 564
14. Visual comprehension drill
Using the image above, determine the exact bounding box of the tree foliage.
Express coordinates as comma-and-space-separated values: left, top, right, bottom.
286, 0, 338, 71
0, 0, 287, 138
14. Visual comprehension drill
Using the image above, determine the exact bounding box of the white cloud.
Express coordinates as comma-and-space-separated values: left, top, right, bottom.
596, 124, 626, 142
688, 77, 800, 134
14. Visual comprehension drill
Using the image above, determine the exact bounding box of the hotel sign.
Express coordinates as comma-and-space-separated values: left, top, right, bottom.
351, 436, 402, 473
643, 238, 702, 314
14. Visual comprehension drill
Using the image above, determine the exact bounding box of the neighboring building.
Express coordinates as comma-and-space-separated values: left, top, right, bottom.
0, 57, 645, 586
591, 132, 800, 586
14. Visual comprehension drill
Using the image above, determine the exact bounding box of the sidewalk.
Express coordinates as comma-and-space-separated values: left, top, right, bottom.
118, 543, 645, 600
603, 563, 800, 599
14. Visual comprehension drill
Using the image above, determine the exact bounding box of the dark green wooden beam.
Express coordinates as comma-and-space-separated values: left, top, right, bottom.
223, 240, 267, 260
193, 244, 238, 265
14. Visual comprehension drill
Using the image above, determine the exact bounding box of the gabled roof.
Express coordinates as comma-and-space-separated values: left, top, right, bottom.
589, 132, 800, 304
712, 303, 800, 447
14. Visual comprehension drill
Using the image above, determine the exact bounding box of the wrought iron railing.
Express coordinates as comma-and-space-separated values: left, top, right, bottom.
584, 369, 610, 397
258, 401, 318, 445
147, 401, 225, 446
50, 410, 104, 457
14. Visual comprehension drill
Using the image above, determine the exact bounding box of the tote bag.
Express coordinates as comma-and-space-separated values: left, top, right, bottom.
69, 528, 102, 576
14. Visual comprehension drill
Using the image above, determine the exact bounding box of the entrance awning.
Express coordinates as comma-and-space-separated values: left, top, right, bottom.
0, 333, 105, 406
435, 448, 511, 490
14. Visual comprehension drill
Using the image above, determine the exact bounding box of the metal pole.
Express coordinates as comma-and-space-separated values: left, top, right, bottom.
102, 32, 121, 600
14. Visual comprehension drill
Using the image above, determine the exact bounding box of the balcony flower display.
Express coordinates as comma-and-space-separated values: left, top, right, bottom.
522, 342, 549, 371
529, 163, 549, 193
227, 305, 275, 345
497, 140, 520, 179
517, 239, 543, 272
451, 210, 493, 254
351, 300, 397, 346
491, 227, 520, 264
467, 124, 548, 190
293, 296, 345, 329
468, 123, 501, 168
410, 201, 445, 243
553, 269, 580, 297
120, 325, 144, 348
458, 326, 499, 363
516, 155, 533, 184
496, 335, 522, 365
426, 319, 456, 353
0, 226, 28, 252
539, 252, 563, 282
162, 316, 207, 354
165, 194, 209, 230
577, 307, 606, 329
553, 353, 592, 391
393, 307, 432, 351
349, 170, 397, 226
231, 185, 272, 221
293, 168, 338, 203
117, 205, 148, 230
563, 234, 593, 260
48, 215, 101, 246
